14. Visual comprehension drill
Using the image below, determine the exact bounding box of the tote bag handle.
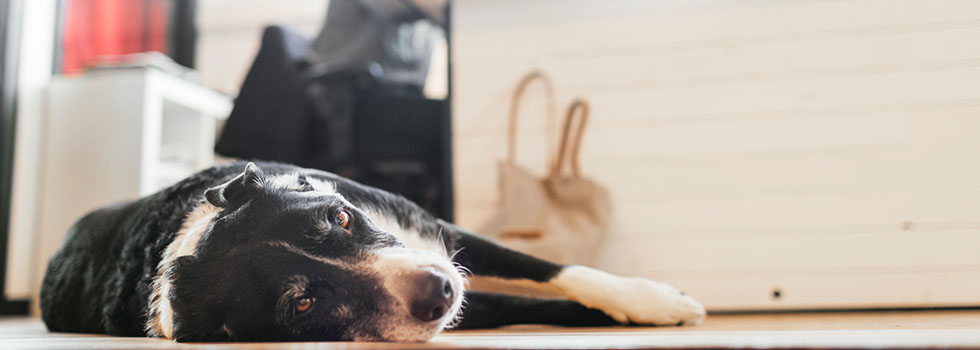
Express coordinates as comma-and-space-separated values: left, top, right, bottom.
506, 71, 557, 166
550, 99, 590, 179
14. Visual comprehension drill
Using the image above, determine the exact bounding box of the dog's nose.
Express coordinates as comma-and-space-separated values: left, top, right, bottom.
409, 270, 454, 322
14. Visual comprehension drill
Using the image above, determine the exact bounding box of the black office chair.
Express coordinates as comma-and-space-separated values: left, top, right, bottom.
215, 24, 453, 220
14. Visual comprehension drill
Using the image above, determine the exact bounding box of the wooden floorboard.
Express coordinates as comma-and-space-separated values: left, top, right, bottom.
2, 310, 979, 349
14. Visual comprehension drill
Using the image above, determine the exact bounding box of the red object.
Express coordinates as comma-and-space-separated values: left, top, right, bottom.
61, 0, 170, 74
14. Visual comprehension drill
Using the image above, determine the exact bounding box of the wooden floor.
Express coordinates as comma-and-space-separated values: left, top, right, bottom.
2, 310, 979, 349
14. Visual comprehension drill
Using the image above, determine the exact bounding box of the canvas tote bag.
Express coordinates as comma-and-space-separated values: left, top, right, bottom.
479, 71, 612, 266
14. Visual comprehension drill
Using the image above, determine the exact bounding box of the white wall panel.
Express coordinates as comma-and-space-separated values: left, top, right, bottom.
196, 0, 327, 93
452, 0, 980, 310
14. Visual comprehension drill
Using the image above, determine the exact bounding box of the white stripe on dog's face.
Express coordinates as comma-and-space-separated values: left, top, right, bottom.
265, 240, 354, 270
360, 209, 448, 259
305, 177, 337, 195
268, 173, 338, 195
267, 173, 304, 191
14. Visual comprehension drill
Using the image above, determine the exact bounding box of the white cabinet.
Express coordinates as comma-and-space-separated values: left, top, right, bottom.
45, 68, 232, 198
34, 68, 232, 307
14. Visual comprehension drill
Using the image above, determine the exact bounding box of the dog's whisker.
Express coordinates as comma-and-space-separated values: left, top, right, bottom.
453, 262, 472, 277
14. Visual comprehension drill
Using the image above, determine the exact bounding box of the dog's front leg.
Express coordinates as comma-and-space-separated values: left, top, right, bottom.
547, 265, 706, 326
442, 221, 706, 327
453, 292, 617, 329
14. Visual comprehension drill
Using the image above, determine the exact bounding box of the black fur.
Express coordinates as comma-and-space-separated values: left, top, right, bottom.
41, 165, 230, 335
40, 161, 613, 342
456, 292, 617, 329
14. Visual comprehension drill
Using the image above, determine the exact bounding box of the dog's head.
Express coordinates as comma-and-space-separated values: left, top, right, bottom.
167, 163, 465, 342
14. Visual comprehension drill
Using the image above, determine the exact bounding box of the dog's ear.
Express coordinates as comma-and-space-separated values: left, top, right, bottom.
169, 256, 229, 342
204, 162, 264, 207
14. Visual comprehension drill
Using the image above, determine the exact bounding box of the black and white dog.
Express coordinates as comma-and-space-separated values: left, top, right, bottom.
41, 161, 704, 342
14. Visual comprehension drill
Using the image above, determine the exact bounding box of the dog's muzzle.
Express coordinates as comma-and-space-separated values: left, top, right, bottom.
407, 269, 455, 322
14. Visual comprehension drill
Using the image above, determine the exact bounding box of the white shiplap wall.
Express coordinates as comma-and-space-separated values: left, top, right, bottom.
452, 0, 980, 310
196, 0, 327, 94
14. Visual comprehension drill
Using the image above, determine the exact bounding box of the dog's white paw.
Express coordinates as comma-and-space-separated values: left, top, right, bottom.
553, 266, 705, 326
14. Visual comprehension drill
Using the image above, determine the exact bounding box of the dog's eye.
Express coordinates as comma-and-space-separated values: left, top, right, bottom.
296, 297, 314, 312
334, 210, 351, 229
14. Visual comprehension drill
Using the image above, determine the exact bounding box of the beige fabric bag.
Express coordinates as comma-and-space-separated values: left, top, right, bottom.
479, 71, 612, 266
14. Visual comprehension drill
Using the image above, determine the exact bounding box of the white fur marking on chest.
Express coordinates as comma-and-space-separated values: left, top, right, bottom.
361, 209, 447, 258
146, 202, 220, 339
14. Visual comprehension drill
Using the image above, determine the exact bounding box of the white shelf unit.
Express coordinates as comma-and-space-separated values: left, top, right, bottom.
33, 68, 232, 309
